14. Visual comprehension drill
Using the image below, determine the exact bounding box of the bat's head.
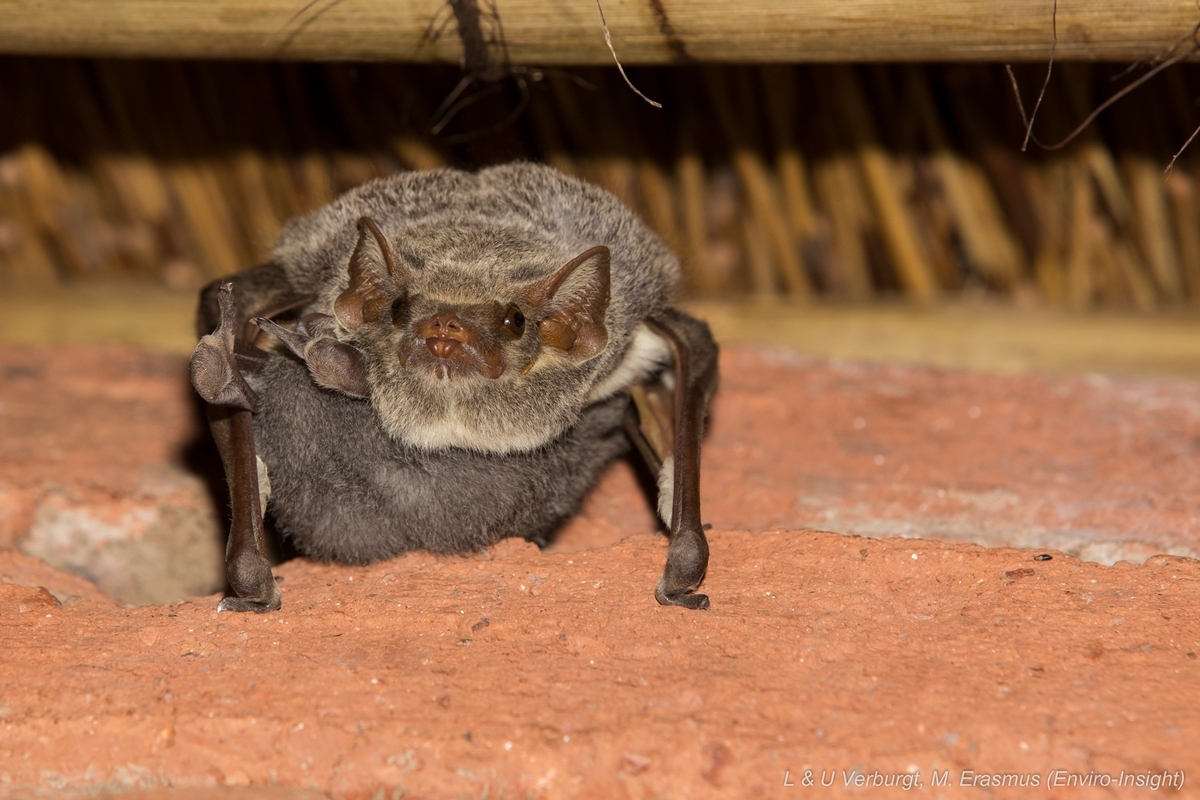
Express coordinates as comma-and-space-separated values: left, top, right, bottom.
328, 216, 613, 453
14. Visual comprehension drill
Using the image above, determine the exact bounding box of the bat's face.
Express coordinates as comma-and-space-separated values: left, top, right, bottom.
392, 296, 536, 383
332, 217, 612, 454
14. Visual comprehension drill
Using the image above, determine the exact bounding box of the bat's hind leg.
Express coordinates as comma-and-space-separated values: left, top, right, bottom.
192, 284, 281, 613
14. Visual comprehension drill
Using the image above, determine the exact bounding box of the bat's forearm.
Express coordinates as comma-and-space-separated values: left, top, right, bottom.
193, 283, 282, 613
643, 308, 718, 610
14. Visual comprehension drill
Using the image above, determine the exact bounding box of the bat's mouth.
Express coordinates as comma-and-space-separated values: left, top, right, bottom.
398, 337, 506, 381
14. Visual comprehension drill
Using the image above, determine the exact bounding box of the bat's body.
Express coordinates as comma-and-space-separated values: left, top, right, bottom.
191, 163, 717, 613
251, 355, 630, 563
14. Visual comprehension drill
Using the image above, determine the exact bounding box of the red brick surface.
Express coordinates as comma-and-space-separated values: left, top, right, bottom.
2, 344, 1199, 798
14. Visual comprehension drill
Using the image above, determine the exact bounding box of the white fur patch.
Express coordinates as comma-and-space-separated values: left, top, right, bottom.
657, 456, 675, 528
398, 413, 553, 453
587, 324, 672, 403
256, 455, 272, 514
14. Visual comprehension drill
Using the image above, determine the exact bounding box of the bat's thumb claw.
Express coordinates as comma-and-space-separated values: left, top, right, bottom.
213, 283, 241, 337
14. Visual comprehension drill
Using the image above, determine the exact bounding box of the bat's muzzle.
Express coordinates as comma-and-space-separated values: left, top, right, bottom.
418, 312, 470, 359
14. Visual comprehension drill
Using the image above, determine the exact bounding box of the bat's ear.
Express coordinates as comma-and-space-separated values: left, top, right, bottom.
530, 245, 611, 362
334, 217, 408, 331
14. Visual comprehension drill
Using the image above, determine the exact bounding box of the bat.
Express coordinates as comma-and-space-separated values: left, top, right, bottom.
189, 163, 718, 613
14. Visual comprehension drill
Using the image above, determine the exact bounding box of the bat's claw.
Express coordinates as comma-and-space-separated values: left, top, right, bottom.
217, 576, 281, 614
217, 592, 281, 614
655, 585, 710, 610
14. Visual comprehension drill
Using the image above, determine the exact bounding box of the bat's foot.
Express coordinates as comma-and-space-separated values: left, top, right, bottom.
191, 284, 260, 411
217, 591, 281, 614
219, 550, 282, 613
656, 527, 710, 610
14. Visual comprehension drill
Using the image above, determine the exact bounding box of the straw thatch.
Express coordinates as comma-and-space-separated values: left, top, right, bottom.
3, 57, 1200, 310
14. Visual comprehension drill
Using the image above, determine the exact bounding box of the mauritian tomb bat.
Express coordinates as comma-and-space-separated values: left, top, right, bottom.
189, 163, 717, 613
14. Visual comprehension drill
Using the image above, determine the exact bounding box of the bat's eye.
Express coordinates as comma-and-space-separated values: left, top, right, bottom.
502, 305, 525, 338
391, 297, 406, 323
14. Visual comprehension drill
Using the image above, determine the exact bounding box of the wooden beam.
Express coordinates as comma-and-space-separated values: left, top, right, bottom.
0, 0, 1197, 64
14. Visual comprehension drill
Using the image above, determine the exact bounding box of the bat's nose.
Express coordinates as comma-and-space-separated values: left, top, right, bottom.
418, 312, 468, 339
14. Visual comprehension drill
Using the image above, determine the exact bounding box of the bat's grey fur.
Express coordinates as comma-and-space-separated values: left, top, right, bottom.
250, 355, 630, 563
193, 162, 717, 610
